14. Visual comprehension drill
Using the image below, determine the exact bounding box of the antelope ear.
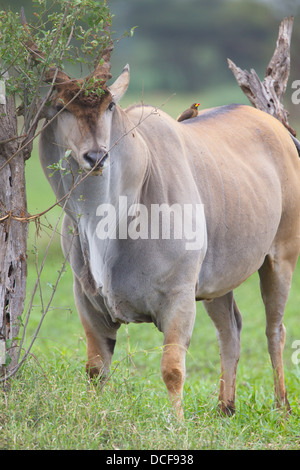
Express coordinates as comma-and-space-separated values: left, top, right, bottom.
108, 64, 130, 103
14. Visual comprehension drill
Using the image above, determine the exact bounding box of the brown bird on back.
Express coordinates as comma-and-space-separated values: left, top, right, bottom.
177, 103, 200, 122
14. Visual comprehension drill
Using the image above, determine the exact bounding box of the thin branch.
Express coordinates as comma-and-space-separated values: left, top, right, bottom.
3, 246, 72, 381
0, 76, 82, 173
15, 188, 76, 369
16, 246, 72, 372
21, 1, 73, 146
0, 133, 27, 146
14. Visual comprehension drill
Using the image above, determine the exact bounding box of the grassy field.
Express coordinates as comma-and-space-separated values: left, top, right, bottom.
1, 90, 300, 450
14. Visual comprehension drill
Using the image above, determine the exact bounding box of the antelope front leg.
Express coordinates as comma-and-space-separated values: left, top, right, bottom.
161, 342, 187, 420
160, 298, 196, 419
73, 277, 119, 380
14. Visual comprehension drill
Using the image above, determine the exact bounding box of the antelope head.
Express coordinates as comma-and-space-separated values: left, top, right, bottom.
45, 50, 130, 174
21, 8, 129, 174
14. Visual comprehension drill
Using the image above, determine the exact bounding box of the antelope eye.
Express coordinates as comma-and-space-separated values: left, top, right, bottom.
56, 103, 68, 112
108, 101, 115, 111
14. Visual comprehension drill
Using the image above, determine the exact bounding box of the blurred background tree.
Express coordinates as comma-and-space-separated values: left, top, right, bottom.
1, 0, 299, 90
1, 0, 299, 121
0, 0, 300, 109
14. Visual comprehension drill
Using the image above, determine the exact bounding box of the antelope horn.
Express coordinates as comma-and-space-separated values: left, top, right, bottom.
20, 7, 45, 62
44, 68, 71, 86
20, 7, 71, 86
92, 25, 114, 83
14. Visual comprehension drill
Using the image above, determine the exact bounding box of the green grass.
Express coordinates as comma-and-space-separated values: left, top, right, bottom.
1, 304, 300, 450
1, 88, 300, 450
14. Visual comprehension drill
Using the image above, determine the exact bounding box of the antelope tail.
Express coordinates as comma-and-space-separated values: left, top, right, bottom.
290, 133, 300, 157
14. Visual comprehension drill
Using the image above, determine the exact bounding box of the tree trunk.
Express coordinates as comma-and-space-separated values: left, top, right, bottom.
228, 16, 296, 136
0, 74, 28, 377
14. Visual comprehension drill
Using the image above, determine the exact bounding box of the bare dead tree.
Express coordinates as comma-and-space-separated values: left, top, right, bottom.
228, 16, 296, 137
0, 75, 28, 376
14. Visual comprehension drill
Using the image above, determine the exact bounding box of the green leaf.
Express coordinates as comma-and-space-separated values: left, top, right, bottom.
4, 353, 12, 367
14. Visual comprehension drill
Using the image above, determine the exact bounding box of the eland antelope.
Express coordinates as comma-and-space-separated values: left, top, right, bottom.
38, 48, 300, 419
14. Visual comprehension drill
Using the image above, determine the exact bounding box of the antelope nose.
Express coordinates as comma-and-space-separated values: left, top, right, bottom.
83, 150, 108, 169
